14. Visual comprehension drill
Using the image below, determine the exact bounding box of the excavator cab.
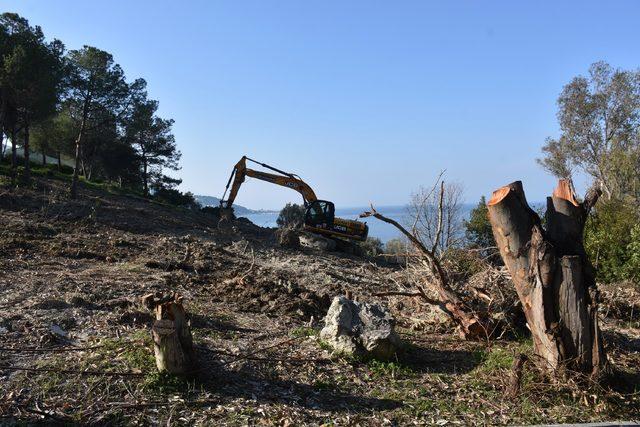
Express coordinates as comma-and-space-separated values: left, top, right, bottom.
304, 200, 369, 241
305, 200, 335, 228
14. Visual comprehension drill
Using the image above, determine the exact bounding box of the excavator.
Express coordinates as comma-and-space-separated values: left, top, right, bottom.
220, 156, 369, 241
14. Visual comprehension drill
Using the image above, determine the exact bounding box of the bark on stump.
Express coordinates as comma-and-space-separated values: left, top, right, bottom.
487, 180, 606, 376
143, 293, 197, 375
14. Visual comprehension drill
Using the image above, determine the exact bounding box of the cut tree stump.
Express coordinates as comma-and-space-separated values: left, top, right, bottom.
487, 180, 607, 376
143, 293, 196, 375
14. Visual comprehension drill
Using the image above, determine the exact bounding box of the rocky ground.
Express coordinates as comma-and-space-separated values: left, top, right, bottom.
0, 177, 639, 425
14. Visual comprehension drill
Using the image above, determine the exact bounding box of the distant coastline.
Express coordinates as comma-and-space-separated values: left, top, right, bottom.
194, 195, 278, 216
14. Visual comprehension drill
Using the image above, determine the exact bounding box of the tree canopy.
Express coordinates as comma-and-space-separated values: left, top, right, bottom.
0, 13, 187, 204
538, 61, 640, 201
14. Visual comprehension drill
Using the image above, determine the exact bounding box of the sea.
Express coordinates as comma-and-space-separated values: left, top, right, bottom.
242, 204, 476, 243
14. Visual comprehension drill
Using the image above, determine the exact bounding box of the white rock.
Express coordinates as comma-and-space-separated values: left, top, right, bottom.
320, 296, 401, 360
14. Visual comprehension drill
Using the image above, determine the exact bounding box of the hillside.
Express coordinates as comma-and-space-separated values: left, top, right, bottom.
1, 177, 639, 425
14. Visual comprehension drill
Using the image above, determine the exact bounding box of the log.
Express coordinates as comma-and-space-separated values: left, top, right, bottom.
487, 179, 607, 376
145, 294, 196, 375
506, 353, 528, 398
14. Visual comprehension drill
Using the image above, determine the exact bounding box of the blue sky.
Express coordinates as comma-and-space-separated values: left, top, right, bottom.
4, 1, 640, 209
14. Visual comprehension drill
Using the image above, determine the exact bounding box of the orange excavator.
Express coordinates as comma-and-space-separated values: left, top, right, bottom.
220, 156, 368, 241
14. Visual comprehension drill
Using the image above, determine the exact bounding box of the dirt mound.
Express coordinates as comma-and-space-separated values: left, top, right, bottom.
210, 275, 332, 320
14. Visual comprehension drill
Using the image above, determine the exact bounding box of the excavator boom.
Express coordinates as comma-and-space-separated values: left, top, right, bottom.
221, 156, 317, 208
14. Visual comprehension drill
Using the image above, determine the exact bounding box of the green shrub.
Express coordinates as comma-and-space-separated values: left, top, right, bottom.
385, 238, 407, 255
153, 187, 200, 209
276, 203, 306, 228
624, 224, 640, 283
445, 248, 486, 281
584, 199, 639, 283
464, 196, 496, 250
384, 237, 408, 263
359, 236, 384, 257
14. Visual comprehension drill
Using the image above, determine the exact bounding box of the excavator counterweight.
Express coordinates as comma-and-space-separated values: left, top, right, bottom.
221, 156, 368, 241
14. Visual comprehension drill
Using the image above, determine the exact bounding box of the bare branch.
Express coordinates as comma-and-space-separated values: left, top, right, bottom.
410, 169, 445, 236
360, 203, 487, 339
431, 180, 445, 254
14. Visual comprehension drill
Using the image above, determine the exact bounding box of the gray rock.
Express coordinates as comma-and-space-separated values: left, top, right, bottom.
320, 296, 401, 360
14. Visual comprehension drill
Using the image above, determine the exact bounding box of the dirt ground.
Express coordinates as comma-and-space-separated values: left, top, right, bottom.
1, 178, 639, 425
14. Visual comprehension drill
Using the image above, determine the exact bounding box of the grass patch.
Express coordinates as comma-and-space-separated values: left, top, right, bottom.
366, 359, 415, 380
290, 326, 316, 338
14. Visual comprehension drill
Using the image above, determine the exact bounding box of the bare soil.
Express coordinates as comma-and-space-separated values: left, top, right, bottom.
1, 178, 638, 425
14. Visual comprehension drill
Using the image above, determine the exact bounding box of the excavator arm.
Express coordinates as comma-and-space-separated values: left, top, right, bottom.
221, 156, 318, 209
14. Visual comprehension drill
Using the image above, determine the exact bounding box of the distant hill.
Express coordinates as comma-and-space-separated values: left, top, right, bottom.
194, 195, 277, 216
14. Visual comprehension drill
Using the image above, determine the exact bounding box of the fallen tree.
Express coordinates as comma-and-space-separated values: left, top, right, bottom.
487, 179, 607, 376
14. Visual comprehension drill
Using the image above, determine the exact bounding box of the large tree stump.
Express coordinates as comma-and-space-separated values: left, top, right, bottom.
487, 180, 606, 376
143, 293, 197, 375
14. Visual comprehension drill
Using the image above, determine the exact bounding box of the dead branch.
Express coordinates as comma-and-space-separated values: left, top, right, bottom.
361, 204, 488, 339
506, 353, 528, 398
431, 180, 445, 253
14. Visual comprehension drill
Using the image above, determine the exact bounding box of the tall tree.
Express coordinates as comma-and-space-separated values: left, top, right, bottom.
538, 61, 640, 201
0, 13, 64, 181
124, 98, 180, 197
0, 18, 9, 146
64, 45, 144, 198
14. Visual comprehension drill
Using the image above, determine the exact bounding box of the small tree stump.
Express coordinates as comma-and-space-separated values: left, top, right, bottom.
143, 293, 196, 375
152, 319, 191, 374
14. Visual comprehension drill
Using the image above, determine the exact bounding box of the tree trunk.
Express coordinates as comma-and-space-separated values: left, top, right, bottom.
42, 147, 46, 166
142, 156, 149, 197
23, 123, 30, 182
57, 151, 62, 170
11, 125, 17, 183
71, 95, 90, 199
0, 93, 9, 160
0, 96, 5, 161
487, 180, 607, 376
145, 294, 196, 375
71, 132, 82, 199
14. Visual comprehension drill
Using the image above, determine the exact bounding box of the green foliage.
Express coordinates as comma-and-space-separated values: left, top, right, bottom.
0, 13, 181, 195
290, 326, 316, 338
445, 248, 487, 281
384, 237, 408, 263
538, 61, 640, 201
464, 196, 495, 250
359, 236, 384, 257
584, 199, 640, 283
276, 202, 306, 228
624, 225, 640, 283
123, 98, 180, 196
366, 359, 415, 379
385, 237, 407, 255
